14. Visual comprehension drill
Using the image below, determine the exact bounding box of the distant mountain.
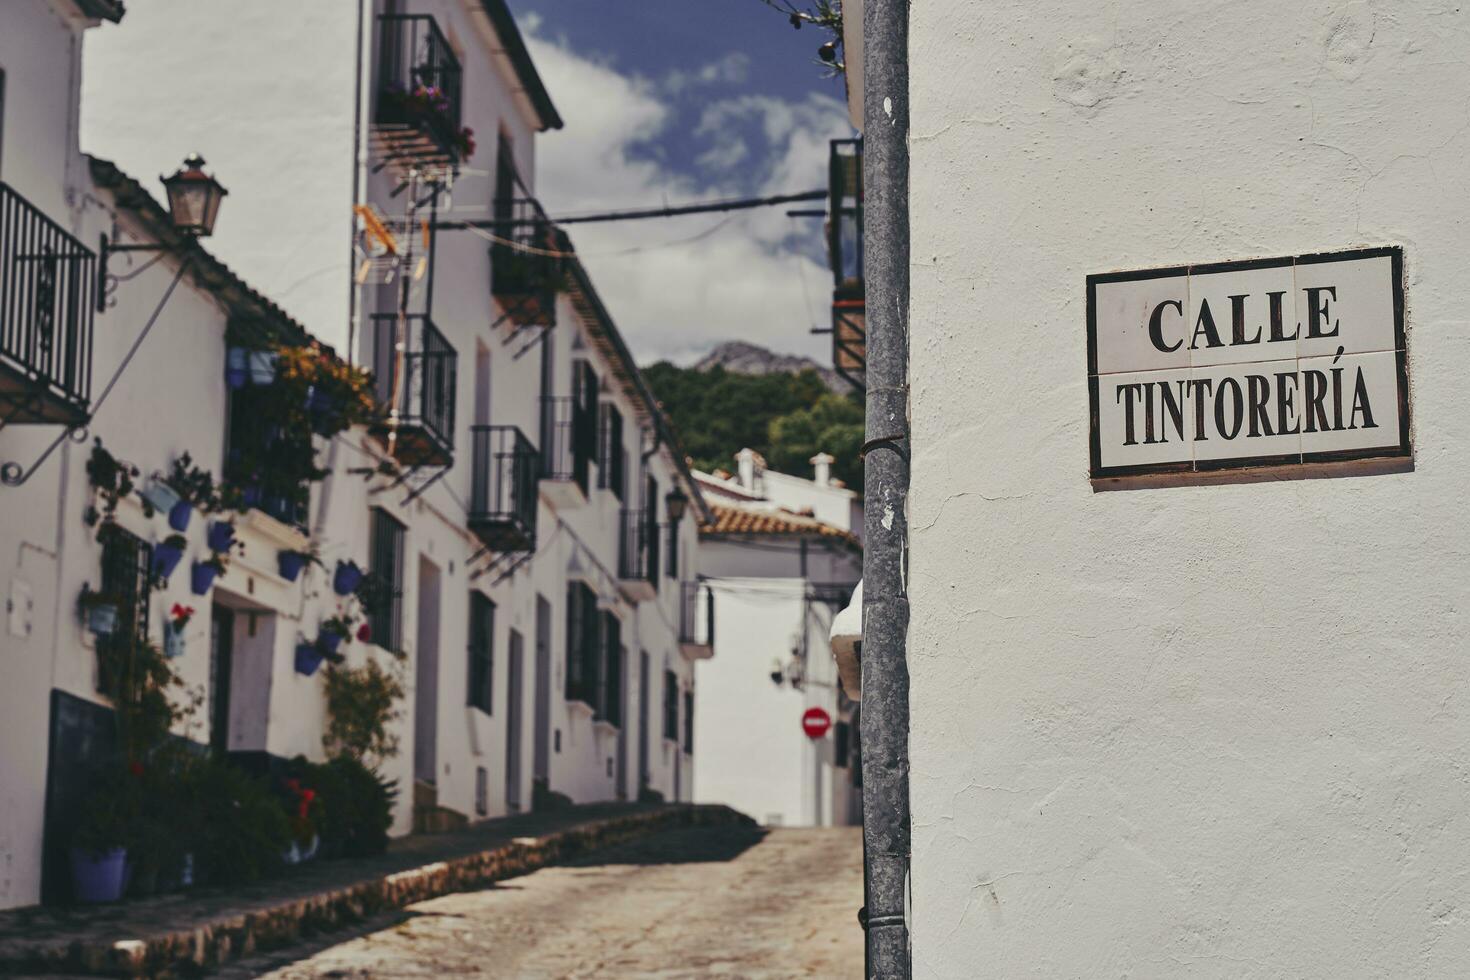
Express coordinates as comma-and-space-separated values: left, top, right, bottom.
692, 341, 844, 393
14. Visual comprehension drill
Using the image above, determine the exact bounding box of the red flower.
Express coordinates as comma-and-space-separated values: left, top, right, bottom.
301, 788, 316, 803
357, 623, 371, 643
128, 760, 144, 777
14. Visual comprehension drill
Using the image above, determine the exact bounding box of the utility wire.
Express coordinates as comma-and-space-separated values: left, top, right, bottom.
432, 188, 826, 231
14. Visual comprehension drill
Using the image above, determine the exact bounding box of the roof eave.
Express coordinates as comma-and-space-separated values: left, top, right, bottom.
479, 0, 563, 132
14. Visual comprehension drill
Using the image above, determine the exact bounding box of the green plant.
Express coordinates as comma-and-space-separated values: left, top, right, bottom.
323, 658, 405, 765
78, 588, 123, 611
84, 440, 138, 532
286, 755, 396, 859
195, 762, 291, 884
164, 453, 225, 513
72, 762, 143, 857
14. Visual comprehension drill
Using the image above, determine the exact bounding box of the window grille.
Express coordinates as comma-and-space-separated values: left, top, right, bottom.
367, 508, 406, 653
663, 669, 679, 741
96, 525, 152, 696
467, 591, 495, 713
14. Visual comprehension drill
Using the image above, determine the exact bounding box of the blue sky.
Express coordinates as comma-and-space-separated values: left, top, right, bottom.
510, 1, 855, 364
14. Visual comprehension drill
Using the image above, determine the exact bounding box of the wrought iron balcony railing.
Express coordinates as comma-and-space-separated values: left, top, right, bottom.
491, 198, 562, 327
618, 510, 660, 589
468, 424, 538, 553
371, 313, 456, 467
374, 14, 465, 170
0, 182, 96, 425
538, 394, 595, 496
828, 138, 863, 301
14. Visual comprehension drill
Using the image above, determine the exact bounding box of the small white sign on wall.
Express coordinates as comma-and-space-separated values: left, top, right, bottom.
1086, 247, 1410, 480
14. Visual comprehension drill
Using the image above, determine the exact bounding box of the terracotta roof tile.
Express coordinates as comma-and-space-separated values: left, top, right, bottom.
701, 502, 859, 548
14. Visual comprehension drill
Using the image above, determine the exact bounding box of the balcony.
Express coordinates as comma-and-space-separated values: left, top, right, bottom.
832, 300, 866, 393
538, 394, 594, 508
372, 14, 465, 178
617, 510, 660, 603
468, 425, 538, 554
828, 138, 863, 301
679, 582, 714, 660
491, 199, 562, 327
371, 314, 456, 467
0, 182, 96, 425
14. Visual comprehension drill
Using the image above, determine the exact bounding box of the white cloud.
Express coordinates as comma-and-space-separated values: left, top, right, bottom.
522, 30, 852, 366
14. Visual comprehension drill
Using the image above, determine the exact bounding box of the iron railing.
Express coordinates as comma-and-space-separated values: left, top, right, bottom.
490, 198, 561, 325
0, 182, 96, 423
679, 582, 714, 647
375, 14, 464, 159
371, 313, 456, 462
468, 424, 539, 552
618, 510, 660, 586
538, 392, 595, 493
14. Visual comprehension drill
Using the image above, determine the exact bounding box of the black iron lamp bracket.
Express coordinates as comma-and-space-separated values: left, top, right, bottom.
96, 234, 173, 313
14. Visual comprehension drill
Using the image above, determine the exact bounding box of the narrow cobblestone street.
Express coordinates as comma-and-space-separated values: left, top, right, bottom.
217, 825, 863, 979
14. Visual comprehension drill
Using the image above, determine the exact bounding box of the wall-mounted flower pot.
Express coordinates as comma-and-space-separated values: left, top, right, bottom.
86, 603, 119, 636
318, 631, 345, 655
163, 621, 185, 659
225, 347, 249, 389
294, 643, 325, 677
150, 542, 185, 582
70, 847, 128, 903
190, 561, 219, 596
206, 521, 236, 553
278, 550, 308, 582
141, 480, 182, 517
332, 561, 363, 596
248, 350, 278, 385
167, 500, 193, 532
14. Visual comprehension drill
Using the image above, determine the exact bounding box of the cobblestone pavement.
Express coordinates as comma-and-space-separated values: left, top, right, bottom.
219, 825, 863, 979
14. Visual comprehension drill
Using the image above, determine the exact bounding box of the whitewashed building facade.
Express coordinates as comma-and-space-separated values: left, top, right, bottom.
692, 450, 862, 828
1, 0, 708, 910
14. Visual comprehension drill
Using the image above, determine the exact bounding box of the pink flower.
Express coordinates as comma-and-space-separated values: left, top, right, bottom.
356, 622, 372, 643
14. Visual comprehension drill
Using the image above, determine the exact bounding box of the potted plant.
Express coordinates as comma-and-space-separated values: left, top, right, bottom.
206, 520, 236, 553
164, 604, 193, 658
295, 641, 326, 677
225, 347, 250, 389
79, 589, 122, 636
317, 614, 354, 657
70, 764, 142, 903
248, 349, 278, 385
140, 476, 182, 518
279, 777, 322, 865
150, 533, 188, 583
163, 454, 223, 532
278, 542, 321, 583
191, 554, 226, 596
84, 441, 138, 530
332, 560, 364, 596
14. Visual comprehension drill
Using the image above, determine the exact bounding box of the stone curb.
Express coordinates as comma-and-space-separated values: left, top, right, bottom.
1, 804, 751, 978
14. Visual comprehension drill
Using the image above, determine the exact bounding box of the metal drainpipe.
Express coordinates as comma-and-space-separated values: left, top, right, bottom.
860, 0, 911, 976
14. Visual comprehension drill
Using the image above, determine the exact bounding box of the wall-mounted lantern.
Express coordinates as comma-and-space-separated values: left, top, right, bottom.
664, 486, 689, 524
97, 154, 228, 311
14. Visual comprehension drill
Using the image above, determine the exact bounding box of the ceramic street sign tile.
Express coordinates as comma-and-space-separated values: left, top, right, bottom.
1087, 246, 1409, 480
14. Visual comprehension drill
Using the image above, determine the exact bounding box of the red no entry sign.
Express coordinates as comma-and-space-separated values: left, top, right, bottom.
802, 706, 832, 739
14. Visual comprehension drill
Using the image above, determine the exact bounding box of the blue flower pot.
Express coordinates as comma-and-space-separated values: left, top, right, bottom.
151, 542, 185, 582
294, 643, 325, 677
332, 561, 363, 596
71, 847, 128, 903
240, 484, 264, 508
86, 603, 119, 636
141, 481, 182, 517
248, 350, 278, 385
206, 521, 235, 553
190, 561, 219, 596
278, 550, 308, 582
319, 631, 344, 655
225, 347, 249, 390
163, 621, 185, 659
168, 500, 193, 532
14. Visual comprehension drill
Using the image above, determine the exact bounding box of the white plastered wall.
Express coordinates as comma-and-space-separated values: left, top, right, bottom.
909, 1, 1470, 976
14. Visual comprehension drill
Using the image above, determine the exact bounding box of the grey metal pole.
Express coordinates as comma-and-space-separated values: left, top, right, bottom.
860, 0, 911, 975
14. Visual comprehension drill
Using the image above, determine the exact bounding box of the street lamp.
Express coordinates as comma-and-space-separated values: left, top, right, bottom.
160, 154, 228, 237
664, 486, 689, 524
97, 153, 229, 312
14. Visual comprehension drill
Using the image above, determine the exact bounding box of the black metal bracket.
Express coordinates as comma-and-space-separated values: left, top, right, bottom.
96, 233, 171, 313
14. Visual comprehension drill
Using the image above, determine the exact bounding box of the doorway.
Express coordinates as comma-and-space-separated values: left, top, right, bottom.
532, 594, 552, 799
209, 605, 234, 755
506, 628, 524, 811
414, 557, 442, 787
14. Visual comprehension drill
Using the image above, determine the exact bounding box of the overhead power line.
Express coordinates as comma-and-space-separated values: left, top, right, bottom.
432, 188, 827, 230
